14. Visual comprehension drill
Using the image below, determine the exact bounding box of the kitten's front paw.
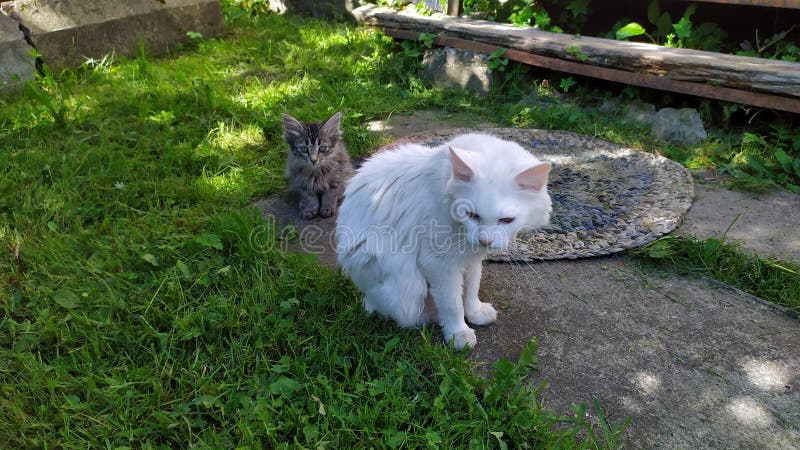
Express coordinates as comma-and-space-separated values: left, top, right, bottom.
300, 208, 319, 220
318, 206, 336, 218
466, 302, 497, 326
446, 328, 477, 350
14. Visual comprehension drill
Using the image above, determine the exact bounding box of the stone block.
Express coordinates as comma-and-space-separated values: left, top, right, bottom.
422, 47, 493, 96
268, 0, 364, 18
1, 0, 225, 70
0, 12, 35, 93
623, 101, 656, 126
652, 107, 708, 145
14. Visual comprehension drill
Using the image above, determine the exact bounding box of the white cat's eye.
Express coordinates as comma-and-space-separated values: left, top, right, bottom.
498, 217, 515, 224
318, 145, 329, 152
466, 212, 480, 222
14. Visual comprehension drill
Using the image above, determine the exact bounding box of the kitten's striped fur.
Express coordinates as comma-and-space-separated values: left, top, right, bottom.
283, 112, 354, 219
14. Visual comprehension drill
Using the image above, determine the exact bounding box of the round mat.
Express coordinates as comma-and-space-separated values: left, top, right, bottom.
379, 128, 694, 261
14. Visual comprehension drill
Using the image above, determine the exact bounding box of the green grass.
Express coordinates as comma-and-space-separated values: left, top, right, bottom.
0, 10, 636, 449
635, 234, 800, 313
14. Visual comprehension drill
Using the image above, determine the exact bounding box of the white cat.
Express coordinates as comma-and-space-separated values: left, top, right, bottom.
335, 133, 552, 349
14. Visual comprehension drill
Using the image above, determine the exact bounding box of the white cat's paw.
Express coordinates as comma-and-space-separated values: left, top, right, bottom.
446, 328, 477, 350
466, 302, 497, 326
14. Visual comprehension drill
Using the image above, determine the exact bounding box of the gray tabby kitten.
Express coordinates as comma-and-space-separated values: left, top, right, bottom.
283, 111, 354, 219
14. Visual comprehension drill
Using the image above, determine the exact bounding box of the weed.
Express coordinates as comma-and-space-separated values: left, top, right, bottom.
509, 0, 561, 31
616, 22, 651, 42
559, 76, 577, 93
401, 39, 423, 58
635, 233, 800, 313
487, 48, 510, 71
464, 0, 590, 33
718, 123, 800, 193
400, 32, 438, 59
614, 1, 725, 51
23, 65, 71, 127
419, 31, 438, 48
565, 45, 590, 62
457, 0, 790, 60
738, 25, 799, 60
414, 1, 437, 16
569, 399, 631, 448
463, 0, 498, 20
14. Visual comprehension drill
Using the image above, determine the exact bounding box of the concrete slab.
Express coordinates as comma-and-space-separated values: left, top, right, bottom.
254, 109, 800, 448
366, 109, 494, 138
0, 11, 35, 93
475, 257, 800, 449
1, 0, 225, 69
679, 181, 800, 263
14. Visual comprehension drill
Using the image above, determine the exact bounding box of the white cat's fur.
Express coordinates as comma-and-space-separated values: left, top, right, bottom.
336, 133, 552, 349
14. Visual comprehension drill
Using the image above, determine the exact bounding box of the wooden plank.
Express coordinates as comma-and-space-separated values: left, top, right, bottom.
352, 5, 800, 99
384, 28, 800, 113
692, 0, 800, 8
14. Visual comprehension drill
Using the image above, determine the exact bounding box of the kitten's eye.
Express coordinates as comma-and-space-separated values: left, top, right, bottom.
498, 217, 515, 224
466, 212, 480, 222
318, 145, 329, 153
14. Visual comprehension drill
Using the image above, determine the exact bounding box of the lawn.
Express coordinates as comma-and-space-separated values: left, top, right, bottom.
0, 8, 637, 449
1, 3, 797, 448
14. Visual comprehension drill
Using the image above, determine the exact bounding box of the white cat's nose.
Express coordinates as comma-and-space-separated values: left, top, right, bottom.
477, 230, 493, 247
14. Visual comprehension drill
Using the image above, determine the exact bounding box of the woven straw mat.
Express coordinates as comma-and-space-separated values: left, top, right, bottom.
377, 128, 695, 261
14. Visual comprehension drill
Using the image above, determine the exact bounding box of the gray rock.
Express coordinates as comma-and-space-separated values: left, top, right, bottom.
623, 101, 656, 125
652, 107, 708, 145
1, 0, 225, 70
0, 12, 35, 93
597, 98, 619, 114
422, 47, 493, 96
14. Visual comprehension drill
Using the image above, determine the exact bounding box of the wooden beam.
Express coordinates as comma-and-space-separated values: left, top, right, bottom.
691, 0, 800, 8
383, 28, 800, 113
352, 6, 800, 100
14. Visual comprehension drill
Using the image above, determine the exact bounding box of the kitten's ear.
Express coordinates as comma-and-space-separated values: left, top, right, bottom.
282, 114, 304, 142
320, 111, 342, 137
515, 162, 550, 191
449, 147, 474, 182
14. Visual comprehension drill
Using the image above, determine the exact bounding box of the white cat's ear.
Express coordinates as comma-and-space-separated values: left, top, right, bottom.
449, 147, 474, 182
320, 111, 342, 137
282, 114, 304, 141
515, 162, 550, 191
